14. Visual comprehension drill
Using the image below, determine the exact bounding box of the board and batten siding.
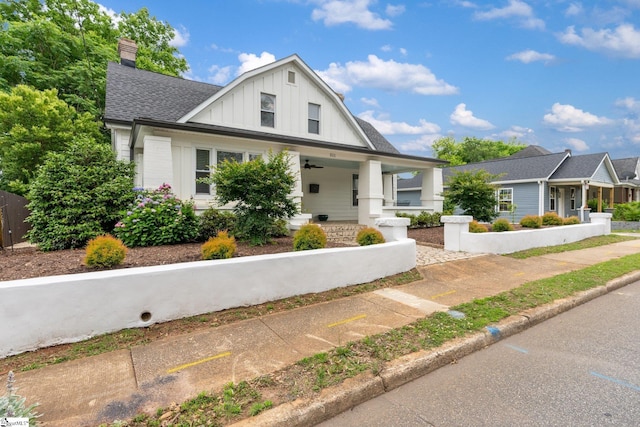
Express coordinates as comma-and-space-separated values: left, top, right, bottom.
190, 64, 367, 149
300, 166, 359, 221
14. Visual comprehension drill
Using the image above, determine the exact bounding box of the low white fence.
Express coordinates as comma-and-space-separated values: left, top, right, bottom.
442, 213, 612, 254
0, 239, 416, 358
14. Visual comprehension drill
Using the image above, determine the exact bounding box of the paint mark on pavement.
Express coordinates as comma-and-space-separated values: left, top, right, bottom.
167, 351, 232, 373
327, 314, 366, 328
514, 272, 525, 276
504, 344, 529, 354
590, 371, 640, 392
431, 290, 456, 299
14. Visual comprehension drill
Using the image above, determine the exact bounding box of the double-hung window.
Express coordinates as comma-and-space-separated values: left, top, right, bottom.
549, 186, 556, 211
352, 174, 359, 206
497, 188, 513, 212
261, 93, 275, 127
308, 103, 320, 134
570, 188, 576, 210
217, 151, 243, 165
195, 149, 211, 195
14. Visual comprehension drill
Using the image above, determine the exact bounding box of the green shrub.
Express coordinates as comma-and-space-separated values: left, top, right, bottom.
542, 211, 563, 226
201, 231, 237, 260
416, 211, 432, 228
269, 218, 290, 237
25, 138, 135, 251
492, 218, 514, 232
430, 211, 442, 227
293, 224, 327, 251
396, 212, 418, 228
613, 202, 640, 221
563, 216, 581, 225
356, 227, 385, 246
198, 208, 237, 241
520, 215, 542, 228
469, 220, 488, 233
113, 184, 198, 247
83, 235, 127, 268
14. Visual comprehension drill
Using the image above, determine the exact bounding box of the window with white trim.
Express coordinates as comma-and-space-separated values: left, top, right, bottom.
217, 150, 243, 165
195, 149, 211, 195
497, 188, 513, 212
352, 174, 359, 206
549, 186, 556, 211
570, 188, 576, 210
260, 93, 275, 127
308, 103, 320, 134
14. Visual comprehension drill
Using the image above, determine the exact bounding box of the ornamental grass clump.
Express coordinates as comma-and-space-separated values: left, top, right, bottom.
113, 183, 198, 247
201, 231, 237, 260
520, 214, 542, 228
293, 224, 327, 251
356, 227, 385, 246
492, 218, 514, 232
563, 216, 581, 225
542, 211, 564, 226
83, 235, 127, 268
469, 220, 488, 233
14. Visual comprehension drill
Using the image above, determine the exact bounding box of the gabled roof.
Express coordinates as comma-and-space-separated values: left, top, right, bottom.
549, 152, 617, 183
507, 145, 552, 159
612, 157, 639, 180
442, 151, 569, 183
105, 60, 401, 155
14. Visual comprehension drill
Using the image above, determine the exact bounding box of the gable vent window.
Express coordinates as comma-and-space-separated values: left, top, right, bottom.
308, 103, 320, 134
288, 70, 296, 84
261, 93, 275, 127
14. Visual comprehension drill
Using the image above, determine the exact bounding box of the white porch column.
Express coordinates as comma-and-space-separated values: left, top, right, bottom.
285, 150, 311, 229
383, 173, 395, 206
420, 168, 444, 212
579, 181, 589, 222
358, 160, 384, 226
142, 135, 173, 190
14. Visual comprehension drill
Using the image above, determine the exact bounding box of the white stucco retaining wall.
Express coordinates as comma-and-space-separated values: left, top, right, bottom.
443, 213, 611, 254
0, 240, 416, 358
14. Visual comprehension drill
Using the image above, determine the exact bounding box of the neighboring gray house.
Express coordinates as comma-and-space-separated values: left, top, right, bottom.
612, 157, 640, 204
399, 146, 629, 222
104, 39, 447, 226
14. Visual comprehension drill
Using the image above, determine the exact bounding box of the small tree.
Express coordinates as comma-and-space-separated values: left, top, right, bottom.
444, 169, 500, 222
26, 138, 135, 251
204, 150, 298, 245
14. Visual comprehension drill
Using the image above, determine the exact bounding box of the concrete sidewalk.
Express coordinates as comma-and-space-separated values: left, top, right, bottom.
10, 238, 640, 426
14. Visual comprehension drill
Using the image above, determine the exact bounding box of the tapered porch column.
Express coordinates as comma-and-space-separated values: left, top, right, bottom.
420, 167, 444, 212
142, 135, 173, 190
358, 160, 384, 226
383, 173, 395, 206
286, 150, 311, 229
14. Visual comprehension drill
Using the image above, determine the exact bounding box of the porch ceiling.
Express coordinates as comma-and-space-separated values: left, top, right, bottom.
301, 156, 430, 174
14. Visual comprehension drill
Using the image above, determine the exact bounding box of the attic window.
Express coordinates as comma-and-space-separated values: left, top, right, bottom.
288, 70, 296, 84
261, 93, 275, 127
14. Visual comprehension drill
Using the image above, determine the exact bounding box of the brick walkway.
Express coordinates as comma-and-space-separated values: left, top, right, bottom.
416, 244, 486, 266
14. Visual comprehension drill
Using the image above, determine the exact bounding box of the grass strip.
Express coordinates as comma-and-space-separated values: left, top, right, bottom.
507, 234, 637, 259
115, 253, 640, 427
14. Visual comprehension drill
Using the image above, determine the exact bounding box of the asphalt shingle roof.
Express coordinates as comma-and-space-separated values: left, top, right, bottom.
549, 152, 608, 180
612, 157, 639, 180
105, 62, 399, 154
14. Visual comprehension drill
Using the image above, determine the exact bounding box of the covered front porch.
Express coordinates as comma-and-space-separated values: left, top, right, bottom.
288, 151, 444, 228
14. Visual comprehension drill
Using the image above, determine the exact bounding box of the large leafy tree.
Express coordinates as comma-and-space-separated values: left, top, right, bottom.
206, 151, 299, 245
444, 169, 500, 222
432, 136, 526, 166
0, 85, 103, 195
0, 0, 187, 118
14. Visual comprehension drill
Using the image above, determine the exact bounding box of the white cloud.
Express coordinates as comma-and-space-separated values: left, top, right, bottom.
543, 103, 613, 132
316, 55, 459, 95
564, 137, 590, 152
455, 0, 478, 8
311, 0, 393, 30
498, 125, 534, 139
473, 0, 545, 30
170, 25, 189, 48
211, 44, 236, 53
450, 103, 495, 130
558, 24, 640, 58
381, 44, 392, 52
400, 134, 443, 153
207, 65, 234, 85
360, 97, 380, 107
615, 97, 640, 113
386, 4, 406, 17
399, 47, 408, 56
565, 2, 583, 17
358, 110, 441, 135
237, 52, 277, 75
506, 49, 555, 64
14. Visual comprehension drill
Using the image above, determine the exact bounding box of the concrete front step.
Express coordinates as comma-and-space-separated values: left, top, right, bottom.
318, 223, 367, 244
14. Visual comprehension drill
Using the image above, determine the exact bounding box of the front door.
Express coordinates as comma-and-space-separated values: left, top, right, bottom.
558, 188, 565, 218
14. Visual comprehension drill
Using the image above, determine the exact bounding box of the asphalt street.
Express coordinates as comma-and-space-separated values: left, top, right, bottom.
319, 280, 640, 427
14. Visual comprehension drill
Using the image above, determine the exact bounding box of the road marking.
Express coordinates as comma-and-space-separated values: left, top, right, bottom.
590, 371, 640, 392
430, 290, 456, 299
327, 314, 366, 328
504, 344, 529, 354
514, 272, 525, 276
167, 351, 232, 374
375, 288, 448, 314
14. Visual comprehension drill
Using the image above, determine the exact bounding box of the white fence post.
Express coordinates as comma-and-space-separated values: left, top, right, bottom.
441, 215, 472, 251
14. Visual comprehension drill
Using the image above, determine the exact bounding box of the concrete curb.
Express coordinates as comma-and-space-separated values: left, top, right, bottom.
231, 271, 640, 427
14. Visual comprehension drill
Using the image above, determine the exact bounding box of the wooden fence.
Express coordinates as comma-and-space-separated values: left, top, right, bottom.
0, 190, 31, 248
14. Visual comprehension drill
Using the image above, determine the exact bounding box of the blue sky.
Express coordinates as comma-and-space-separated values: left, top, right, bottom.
99, 1, 640, 160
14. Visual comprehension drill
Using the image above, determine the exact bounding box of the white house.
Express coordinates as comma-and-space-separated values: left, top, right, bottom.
105, 39, 446, 227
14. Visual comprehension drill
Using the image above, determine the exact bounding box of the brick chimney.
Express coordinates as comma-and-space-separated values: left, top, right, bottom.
118, 38, 138, 68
